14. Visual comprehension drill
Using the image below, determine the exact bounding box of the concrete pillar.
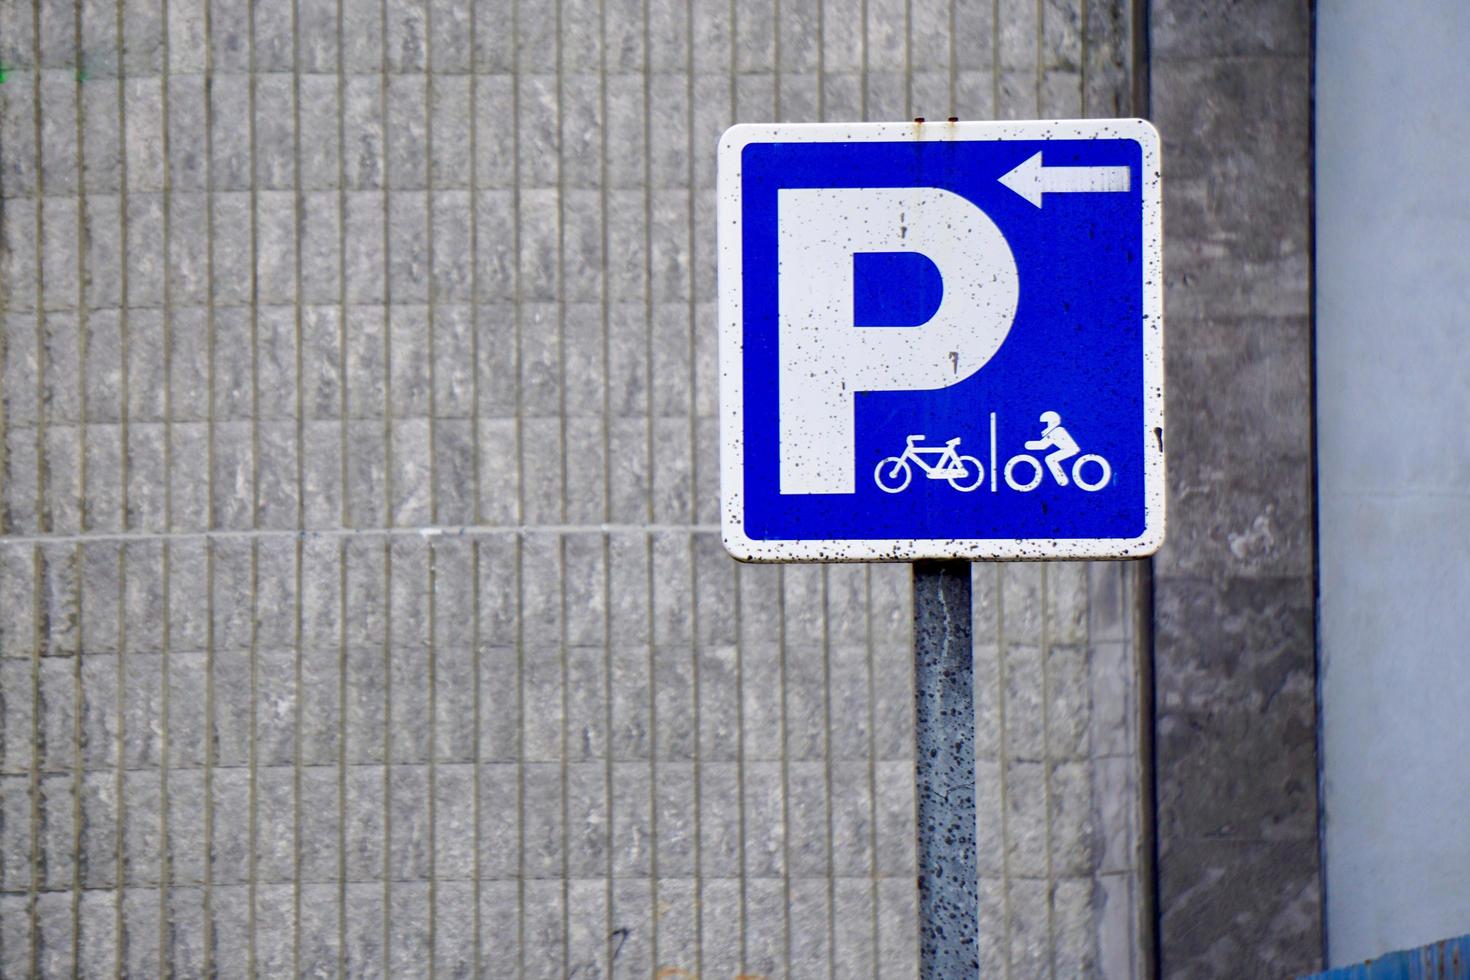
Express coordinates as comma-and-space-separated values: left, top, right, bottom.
1149, 0, 1322, 975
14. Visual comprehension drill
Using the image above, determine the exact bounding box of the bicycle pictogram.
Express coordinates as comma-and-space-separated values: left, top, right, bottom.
874, 435, 984, 493
1003, 411, 1111, 492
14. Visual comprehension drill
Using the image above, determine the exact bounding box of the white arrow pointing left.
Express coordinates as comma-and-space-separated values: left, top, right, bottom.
998, 151, 1131, 207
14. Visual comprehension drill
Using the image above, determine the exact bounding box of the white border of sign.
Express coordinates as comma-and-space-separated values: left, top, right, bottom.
717, 118, 1165, 563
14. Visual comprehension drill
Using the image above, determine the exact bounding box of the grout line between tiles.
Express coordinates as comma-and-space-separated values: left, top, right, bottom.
289, 0, 307, 969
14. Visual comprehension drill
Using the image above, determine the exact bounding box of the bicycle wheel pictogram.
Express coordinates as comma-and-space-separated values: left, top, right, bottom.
946, 456, 985, 492
874, 456, 913, 493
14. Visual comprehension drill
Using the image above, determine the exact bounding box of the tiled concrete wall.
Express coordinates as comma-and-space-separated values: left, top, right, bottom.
972, 561, 1150, 978
1149, 0, 1322, 975
0, 0, 1147, 975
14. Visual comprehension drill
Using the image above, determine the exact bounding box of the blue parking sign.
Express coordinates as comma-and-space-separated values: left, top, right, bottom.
718, 120, 1165, 562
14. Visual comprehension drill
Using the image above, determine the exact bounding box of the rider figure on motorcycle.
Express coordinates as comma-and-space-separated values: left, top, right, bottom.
1025, 411, 1080, 487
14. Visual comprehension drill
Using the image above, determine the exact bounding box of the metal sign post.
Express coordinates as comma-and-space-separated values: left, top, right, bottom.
913, 560, 977, 977
716, 119, 1165, 976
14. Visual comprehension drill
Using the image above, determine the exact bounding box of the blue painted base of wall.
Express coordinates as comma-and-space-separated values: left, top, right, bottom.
1303, 935, 1470, 979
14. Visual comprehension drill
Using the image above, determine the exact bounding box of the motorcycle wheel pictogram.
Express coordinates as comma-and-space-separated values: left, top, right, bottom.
1004, 454, 1044, 492
1072, 454, 1111, 491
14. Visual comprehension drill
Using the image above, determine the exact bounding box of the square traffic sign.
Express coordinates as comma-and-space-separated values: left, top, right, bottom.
718, 119, 1165, 562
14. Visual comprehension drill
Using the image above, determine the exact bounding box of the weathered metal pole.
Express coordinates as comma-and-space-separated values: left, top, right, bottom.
913, 559, 978, 978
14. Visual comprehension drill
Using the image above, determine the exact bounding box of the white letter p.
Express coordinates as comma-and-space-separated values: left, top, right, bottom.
777, 187, 1019, 494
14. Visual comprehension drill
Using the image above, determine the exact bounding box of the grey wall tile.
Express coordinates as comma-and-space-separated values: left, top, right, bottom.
34, 891, 74, 976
